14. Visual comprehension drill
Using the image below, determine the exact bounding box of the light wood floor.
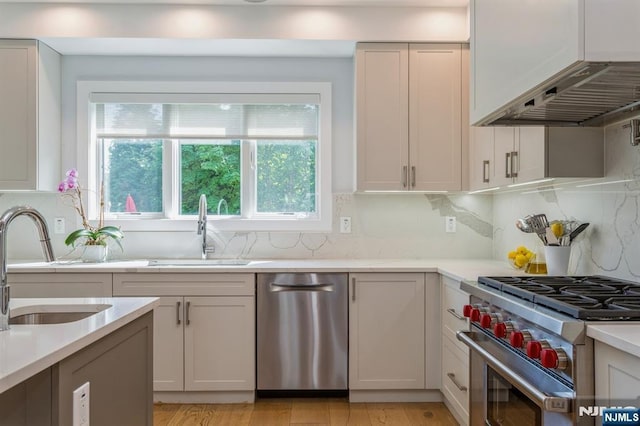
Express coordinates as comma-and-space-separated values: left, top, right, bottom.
154, 399, 458, 425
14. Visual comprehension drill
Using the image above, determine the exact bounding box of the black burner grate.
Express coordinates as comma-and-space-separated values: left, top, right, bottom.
478, 275, 640, 319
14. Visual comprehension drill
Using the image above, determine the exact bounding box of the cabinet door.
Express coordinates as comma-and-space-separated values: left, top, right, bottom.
595, 341, 640, 408
349, 273, 425, 390
469, 127, 495, 191
184, 296, 255, 391
409, 44, 462, 191
515, 126, 546, 182
355, 43, 409, 191
493, 127, 516, 186
0, 40, 37, 190
153, 297, 184, 391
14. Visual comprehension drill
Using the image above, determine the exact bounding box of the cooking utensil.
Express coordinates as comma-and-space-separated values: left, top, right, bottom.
569, 222, 589, 242
516, 218, 534, 233
529, 213, 559, 245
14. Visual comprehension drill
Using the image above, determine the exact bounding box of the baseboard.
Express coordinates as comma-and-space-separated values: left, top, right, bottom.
154, 391, 255, 404
348, 389, 442, 403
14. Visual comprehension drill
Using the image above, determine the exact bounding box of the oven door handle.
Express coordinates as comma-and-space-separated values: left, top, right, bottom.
456, 331, 572, 413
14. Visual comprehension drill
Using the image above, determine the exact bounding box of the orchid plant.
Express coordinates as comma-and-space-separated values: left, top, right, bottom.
58, 169, 124, 249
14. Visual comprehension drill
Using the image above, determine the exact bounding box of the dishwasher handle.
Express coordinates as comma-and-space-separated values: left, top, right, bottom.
270, 282, 334, 292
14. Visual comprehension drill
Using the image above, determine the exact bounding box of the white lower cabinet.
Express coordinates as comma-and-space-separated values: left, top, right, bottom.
113, 273, 255, 400
184, 296, 254, 391
595, 341, 640, 415
441, 275, 470, 426
349, 273, 426, 390
153, 297, 184, 391
154, 295, 255, 392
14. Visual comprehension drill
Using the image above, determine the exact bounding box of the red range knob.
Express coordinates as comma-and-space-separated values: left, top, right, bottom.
470, 308, 481, 322
540, 348, 568, 370
480, 313, 493, 329
510, 331, 524, 348
540, 349, 558, 368
462, 305, 473, 318
494, 322, 507, 338
527, 341, 543, 359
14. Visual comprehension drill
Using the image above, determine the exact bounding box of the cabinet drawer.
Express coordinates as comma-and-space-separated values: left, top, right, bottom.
113, 273, 255, 296
8, 273, 112, 297
442, 277, 470, 354
442, 336, 469, 423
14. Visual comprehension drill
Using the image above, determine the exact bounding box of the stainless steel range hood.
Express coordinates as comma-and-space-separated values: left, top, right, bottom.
481, 61, 640, 127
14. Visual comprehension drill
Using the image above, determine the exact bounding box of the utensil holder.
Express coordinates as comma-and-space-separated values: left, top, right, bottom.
544, 246, 571, 275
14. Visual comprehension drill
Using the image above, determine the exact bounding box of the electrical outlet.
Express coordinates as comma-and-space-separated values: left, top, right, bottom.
340, 216, 352, 233
445, 216, 457, 233
73, 382, 90, 426
54, 218, 65, 234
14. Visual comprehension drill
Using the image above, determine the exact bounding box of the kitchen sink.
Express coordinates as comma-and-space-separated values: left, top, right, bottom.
147, 259, 251, 266
9, 304, 111, 325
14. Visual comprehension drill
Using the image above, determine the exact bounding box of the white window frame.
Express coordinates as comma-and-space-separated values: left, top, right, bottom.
77, 80, 332, 232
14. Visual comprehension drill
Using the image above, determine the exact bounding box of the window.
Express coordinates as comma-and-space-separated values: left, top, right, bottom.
78, 82, 332, 232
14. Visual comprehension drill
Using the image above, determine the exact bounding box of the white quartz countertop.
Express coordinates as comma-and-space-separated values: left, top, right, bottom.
587, 324, 640, 358
0, 297, 159, 394
7, 258, 521, 281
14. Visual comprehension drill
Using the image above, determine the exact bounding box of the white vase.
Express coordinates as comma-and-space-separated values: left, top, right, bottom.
81, 245, 108, 263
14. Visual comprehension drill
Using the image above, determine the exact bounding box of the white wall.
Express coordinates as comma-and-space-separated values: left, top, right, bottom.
1, 54, 493, 261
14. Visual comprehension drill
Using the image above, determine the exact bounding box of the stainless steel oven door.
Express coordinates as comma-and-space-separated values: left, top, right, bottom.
457, 331, 576, 426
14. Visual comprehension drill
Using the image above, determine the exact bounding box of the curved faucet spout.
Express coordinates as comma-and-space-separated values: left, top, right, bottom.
0, 206, 55, 331
196, 195, 215, 260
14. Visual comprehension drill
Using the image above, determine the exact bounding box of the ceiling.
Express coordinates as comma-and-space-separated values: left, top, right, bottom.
2, 0, 469, 5
5, 0, 469, 56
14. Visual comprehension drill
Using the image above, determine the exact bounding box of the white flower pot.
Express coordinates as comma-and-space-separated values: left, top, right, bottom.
81, 245, 108, 263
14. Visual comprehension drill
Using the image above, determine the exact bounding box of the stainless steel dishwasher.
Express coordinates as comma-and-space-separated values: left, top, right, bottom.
257, 273, 348, 391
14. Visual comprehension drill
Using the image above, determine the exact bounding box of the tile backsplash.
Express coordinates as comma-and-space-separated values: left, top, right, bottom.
0, 192, 493, 261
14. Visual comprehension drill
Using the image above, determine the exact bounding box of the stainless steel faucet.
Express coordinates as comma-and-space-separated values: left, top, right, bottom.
0, 206, 55, 331
197, 195, 215, 260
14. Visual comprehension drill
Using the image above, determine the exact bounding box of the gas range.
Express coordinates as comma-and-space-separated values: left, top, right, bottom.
456, 275, 638, 425
478, 275, 640, 320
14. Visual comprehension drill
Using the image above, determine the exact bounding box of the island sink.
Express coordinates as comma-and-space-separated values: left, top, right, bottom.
9, 303, 111, 325
10, 311, 97, 325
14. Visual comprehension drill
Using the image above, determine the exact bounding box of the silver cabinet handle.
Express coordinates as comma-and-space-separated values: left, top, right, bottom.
446, 308, 465, 321
185, 301, 191, 326
511, 151, 518, 178
447, 373, 468, 392
482, 160, 490, 183
351, 277, 356, 302
457, 331, 571, 412
176, 301, 181, 325
505, 152, 511, 178
402, 166, 408, 188
411, 166, 416, 188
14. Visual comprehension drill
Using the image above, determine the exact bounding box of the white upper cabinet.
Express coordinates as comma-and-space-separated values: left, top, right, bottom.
409, 44, 463, 191
469, 127, 494, 191
470, 0, 640, 126
469, 126, 604, 191
0, 40, 60, 191
355, 44, 409, 191
356, 43, 466, 192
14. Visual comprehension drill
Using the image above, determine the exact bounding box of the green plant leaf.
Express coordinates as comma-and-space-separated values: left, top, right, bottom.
97, 226, 124, 251
64, 229, 95, 247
